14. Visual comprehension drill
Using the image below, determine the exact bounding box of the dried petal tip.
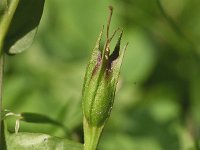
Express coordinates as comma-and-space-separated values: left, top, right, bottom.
109, 30, 123, 63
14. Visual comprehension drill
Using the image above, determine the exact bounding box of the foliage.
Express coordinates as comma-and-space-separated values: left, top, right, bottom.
1, 0, 200, 150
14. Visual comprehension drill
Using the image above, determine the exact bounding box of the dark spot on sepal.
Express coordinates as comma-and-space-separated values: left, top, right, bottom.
91, 53, 102, 77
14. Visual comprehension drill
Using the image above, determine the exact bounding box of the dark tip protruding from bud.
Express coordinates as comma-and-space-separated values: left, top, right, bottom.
109, 30, 123, 62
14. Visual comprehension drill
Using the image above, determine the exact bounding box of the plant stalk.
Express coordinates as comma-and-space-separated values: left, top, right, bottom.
0, 0, 20, 139
0, 0, 20, 45
83, 118, 103, 150
0, 52, 4, 139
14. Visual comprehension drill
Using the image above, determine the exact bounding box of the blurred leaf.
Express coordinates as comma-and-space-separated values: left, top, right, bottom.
1, 110, 69, 133
159, 0, 187, 19
1, 121, 83, 150
6, 132, 83, 150
20, 112, 69, 134
122, 28, 156, 83
21, 112, 63, 127
99, 132, 162, 150
4, 0, 45, 54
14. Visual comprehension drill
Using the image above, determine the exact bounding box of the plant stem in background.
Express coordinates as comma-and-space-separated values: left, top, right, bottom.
156, 0, 197, 53
0, 0, 20, 46
0, 54, 4, 138
157, 0, 200, 149
0, 0, 20, 138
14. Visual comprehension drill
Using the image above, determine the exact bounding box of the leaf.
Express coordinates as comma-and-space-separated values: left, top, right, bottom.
20, 112, 68, 131
1, 110, 69, 134
21, 112, 62, 126
4, 0, 45, 54
6, 132, 83, 150
2, 121, 83, 150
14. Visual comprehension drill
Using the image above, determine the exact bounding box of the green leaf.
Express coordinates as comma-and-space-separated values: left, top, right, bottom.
4, 0, 45, 54
6, 132, 83, 150
21, 112, 60, 125
2, 121, 83, 150
1, 110, 69, 134
21, 112, 66, 129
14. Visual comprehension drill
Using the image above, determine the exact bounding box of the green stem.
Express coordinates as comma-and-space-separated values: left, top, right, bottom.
0, 0, 19, 139
0, 53, 4, 145
0, 0, 20, 47
83, 118, 103, 150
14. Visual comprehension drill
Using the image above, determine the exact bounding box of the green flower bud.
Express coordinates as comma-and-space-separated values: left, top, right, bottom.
82, 24, 128, 127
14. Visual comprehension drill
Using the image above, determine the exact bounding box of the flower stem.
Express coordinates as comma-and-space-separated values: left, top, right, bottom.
83, 118, 104, 150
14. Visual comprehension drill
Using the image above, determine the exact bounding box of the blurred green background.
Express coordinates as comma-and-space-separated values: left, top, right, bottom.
3, 0, 200, 149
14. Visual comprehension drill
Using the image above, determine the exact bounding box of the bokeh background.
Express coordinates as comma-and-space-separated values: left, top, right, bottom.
3, 0, 200, 149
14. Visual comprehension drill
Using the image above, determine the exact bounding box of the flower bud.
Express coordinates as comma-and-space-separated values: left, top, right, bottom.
82, 26, 128, 127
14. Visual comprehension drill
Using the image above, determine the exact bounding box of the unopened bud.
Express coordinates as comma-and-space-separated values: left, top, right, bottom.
82, 23, 128, 127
